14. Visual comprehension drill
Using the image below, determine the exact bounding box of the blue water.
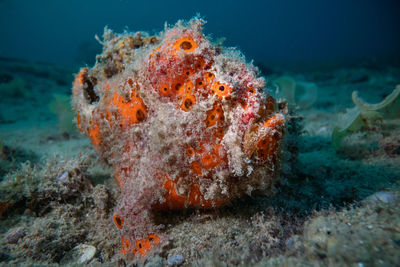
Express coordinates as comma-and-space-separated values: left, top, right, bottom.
0, 0, 399, 69
1, 1, 400, 265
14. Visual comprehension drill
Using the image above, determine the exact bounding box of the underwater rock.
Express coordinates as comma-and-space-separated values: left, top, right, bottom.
72, 17, 287, 258
332, 84, 400, 149
5, 227, 25, 244
364, 191, 396, 205
284, 235, 301, 251
167, 254, 184, 266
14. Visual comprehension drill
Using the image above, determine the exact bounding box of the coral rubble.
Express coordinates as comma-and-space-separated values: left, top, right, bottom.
72, 18, 286, 258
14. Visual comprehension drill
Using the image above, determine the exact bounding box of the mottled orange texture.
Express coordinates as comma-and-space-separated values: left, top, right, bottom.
173, 36, 198, 53
133, 234, 160, 257
72, 17, 286, 258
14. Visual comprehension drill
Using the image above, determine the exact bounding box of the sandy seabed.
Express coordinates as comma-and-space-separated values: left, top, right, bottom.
0, 57, 399, 266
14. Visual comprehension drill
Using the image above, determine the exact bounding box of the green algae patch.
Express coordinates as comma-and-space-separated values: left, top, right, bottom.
274, 75, 318, 110
48, 93, 75, 134
0, 77, 31, 98
332, 84, 400, 149
352, 84, 400, 118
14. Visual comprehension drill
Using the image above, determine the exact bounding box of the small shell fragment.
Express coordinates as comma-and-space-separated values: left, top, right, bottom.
60, 244, 96, 265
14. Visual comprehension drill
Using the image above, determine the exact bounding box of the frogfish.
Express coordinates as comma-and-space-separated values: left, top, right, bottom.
72, 17, 286, 258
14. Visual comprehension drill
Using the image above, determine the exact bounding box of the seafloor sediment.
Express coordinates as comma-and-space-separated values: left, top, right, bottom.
0, 57, 399, 266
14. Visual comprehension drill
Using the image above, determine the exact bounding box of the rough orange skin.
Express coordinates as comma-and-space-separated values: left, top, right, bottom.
72, 18, 286, 258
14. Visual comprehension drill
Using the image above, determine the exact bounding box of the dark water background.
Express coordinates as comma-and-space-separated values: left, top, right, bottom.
0, 0, 399, 70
